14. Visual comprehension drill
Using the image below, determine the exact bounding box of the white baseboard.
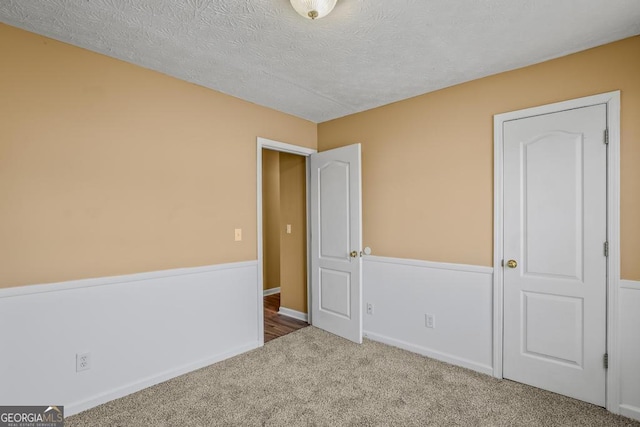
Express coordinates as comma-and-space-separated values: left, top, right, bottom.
279, 306, 308, 322
364, 331, 493, 376
67, 341, 260, 416
620, 404, 640, 422
0, 261, 260, 416
263, 287, 281, 296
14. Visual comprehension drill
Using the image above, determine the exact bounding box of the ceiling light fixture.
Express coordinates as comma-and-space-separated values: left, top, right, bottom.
290, 0, 337, 20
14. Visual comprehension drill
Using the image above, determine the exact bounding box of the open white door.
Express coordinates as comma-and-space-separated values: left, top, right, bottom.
310, 144, 362, 343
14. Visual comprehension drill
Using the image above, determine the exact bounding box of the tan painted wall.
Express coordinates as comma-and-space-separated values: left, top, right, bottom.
318, 36, 640, 281
279, 153, 308, 313
262, 150, 281, 290
3, 22, 638, 288
0, 23, 316, 288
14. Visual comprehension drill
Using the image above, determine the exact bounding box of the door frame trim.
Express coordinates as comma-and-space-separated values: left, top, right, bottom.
492, 91, 621, 412
256, 137, 316, 346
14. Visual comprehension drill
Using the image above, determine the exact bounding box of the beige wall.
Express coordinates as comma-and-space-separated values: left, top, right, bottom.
3, 22, 638, 288
279, 153, 308, 313
0, 23, 316, 288
262, 150, 281, 290
318, 36, 640, 281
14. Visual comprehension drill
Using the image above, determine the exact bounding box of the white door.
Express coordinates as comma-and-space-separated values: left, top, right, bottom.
502, 104, 607, 406
310, 144, 362, 343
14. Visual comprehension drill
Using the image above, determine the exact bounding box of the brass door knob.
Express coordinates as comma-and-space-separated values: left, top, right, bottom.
507, 259, 518, 268
350, 251, 358, 258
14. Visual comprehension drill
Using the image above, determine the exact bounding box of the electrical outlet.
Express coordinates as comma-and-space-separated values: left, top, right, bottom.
366, 303, 374, 315
425, 314, 435, 329
76, 353, 91, 372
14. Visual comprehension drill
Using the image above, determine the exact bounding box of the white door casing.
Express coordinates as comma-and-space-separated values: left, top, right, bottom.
310, 144, 363, 343
502, 105, 607, 405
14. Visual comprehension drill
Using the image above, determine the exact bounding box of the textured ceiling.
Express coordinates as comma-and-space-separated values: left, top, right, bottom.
1, 0, 640, 123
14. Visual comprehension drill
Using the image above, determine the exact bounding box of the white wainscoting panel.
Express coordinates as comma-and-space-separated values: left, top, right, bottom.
0, 261, 260, 416
619, 280, 640, 421
363, 256, 494, 375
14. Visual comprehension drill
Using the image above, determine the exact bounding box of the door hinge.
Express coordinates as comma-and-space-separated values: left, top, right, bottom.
604, 241, 609, 257
604, 353, 609, 369
604, 129, 609, 145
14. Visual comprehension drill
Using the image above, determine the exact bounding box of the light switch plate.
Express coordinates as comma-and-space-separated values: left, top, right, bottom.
234, 228, 242, 241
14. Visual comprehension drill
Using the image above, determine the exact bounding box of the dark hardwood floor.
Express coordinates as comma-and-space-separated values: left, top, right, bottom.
264, 293, 308, 343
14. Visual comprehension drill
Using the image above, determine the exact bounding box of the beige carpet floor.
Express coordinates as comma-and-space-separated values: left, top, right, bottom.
67, 327, 639, 426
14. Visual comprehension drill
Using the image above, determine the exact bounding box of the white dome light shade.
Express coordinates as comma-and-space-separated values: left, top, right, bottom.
290, 0, 338, 20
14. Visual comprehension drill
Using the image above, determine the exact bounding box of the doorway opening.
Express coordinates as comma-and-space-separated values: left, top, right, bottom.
257, 138, 316, 344
262, 148, 309, 342
257, 137, 364, 345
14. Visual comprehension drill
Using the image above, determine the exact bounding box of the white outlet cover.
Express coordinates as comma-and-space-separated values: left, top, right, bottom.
76, 352, 91, 372
425, 314, 435, 329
